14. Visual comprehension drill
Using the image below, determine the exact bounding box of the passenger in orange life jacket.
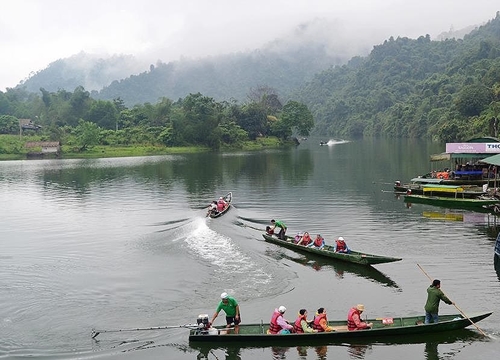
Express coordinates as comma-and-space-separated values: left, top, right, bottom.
312, 307, 334, 332
308, 234, 325, 249
293, 309, 318, 333
334, 236, 350, 253
347, 304, 373, 331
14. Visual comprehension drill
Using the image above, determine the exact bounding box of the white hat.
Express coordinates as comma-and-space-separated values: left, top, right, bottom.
278, 305, 286, 313
221, 292, 229, 299
338, 236, 345, 241
356, 304, 365, 311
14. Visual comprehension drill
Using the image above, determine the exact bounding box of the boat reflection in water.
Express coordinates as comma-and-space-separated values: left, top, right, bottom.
422, 210, 500, 225
264, 249, 400, 289
196, 347, 242, 360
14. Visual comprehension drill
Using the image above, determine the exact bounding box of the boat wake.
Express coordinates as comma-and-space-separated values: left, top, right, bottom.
183, 217, 272, 293
320, 139, 349, 146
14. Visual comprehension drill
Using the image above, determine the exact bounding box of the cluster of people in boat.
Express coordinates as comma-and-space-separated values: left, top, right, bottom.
268, 304, 373, 334
206, 196, 229, 216
266, 219, 351, 253
209, 292, 373, 335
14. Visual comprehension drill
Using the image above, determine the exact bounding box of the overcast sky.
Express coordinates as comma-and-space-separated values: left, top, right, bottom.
0, 0, 498, 91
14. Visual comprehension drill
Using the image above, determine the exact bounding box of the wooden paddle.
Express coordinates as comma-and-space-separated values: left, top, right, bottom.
416, 263, 488, 337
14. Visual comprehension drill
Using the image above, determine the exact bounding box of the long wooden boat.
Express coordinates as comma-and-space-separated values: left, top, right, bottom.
403, 193, 499, 210
262, 234, 401, 266
208, 192, 232, 218
189, 311, 492, 345
395, 180, 487, 198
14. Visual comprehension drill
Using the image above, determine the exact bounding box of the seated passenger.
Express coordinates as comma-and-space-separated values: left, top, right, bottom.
207, 201, 218, 216
312, 307, 334, 332
335, 236, 350, 253
217, 197, 227, 212
293, 309, 318, 333
269, 306, 294, 334
308, 234, 325, 249
294, 232, 303, 244
347, 304, 373, 331
266, 226, 275, 235
298, 232, 312, 246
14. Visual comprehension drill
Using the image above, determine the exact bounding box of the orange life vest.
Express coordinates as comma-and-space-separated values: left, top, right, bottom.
336, 240, 347, 252
313, 313, 327, 332
269, 310, 283, 334
293, 315, 306, 333
217, 200, 226, 211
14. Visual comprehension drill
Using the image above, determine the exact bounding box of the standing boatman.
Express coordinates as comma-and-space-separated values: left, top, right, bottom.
211, 292, 241, 333
424, 279, 454, 324
270, 219, 287, 240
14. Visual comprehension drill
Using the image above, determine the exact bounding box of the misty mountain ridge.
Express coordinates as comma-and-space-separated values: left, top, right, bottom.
16, 17, 479, 106
18, 52, 149, 93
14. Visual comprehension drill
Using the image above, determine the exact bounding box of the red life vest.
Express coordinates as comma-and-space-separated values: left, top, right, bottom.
314, 236, 324, 247
217, 200, 226, 211
293, 315, 306, 333
269, 310, 283, 334
313, 313, 327, 332
347, 308, 360, 331
302, 234, 312, 246
336, 240, 347, 252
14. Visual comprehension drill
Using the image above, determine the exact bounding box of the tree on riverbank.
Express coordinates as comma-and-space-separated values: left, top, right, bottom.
0, 87, 313, 156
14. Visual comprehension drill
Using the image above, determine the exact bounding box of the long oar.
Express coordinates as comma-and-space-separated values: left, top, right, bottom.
91, 324, 198, 339
416, 263, 488, 337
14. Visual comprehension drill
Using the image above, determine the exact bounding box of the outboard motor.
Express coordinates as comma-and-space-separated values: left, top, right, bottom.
196, 314, 218, 335
197, 314, 210, 330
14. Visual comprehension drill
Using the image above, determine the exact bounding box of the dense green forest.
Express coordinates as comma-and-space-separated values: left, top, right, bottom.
0, 85, 313, 155
295, 12, 500, 141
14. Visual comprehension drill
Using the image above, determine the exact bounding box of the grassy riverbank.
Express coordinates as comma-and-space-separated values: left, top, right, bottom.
0, 135, 285, 161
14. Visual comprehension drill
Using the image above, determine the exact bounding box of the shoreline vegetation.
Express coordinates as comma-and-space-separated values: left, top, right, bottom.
0, 135, 286, 161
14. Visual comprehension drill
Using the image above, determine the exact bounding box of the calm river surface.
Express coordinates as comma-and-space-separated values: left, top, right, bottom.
1, 138, 499, 360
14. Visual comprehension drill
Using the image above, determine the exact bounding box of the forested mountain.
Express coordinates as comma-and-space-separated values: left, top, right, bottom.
93, 44, 343, 106
295, 12, 500, 141
16, 19, 378, 106
18, 53, 148, 93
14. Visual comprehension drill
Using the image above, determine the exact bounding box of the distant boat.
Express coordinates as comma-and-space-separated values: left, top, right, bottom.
403, 185, 499, 212
395, 180, 487, 198
207, 192, 232, 218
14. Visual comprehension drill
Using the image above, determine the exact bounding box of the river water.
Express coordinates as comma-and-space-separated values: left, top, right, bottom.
0, 138, 499, 360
